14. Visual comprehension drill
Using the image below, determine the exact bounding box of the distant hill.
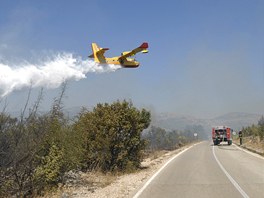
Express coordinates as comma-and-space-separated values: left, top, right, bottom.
210, 112, 262, 131
154, 112, 262, 133
7, 106, 262, 134
154, 113, 205, 131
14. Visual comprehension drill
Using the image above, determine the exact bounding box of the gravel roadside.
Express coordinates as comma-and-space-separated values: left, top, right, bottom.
54, 143, 197, 198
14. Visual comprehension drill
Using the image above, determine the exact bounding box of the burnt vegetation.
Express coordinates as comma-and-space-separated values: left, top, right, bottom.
0, 86, 196, 197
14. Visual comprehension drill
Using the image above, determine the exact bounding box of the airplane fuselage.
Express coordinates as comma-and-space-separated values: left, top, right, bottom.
105, 57, 139, 68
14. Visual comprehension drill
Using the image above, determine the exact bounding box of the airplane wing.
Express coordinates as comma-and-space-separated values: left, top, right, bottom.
118, 42, 148, 61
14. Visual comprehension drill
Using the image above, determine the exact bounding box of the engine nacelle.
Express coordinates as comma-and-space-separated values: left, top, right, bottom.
121, 51, 131, 56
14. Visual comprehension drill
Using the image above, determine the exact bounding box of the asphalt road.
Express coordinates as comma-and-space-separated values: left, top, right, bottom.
133, 141, 264, 198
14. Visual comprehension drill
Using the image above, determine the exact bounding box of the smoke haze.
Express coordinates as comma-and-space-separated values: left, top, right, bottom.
0, 53, 121, 97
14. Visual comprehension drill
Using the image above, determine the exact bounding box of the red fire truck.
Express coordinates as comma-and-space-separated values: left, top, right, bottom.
212, 126, 233, 145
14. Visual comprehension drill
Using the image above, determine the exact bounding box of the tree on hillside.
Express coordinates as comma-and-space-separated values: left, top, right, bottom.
241, 116, 264, 141
74, 100, 151, 172
33, 83, 84, 191
258, 116, 264, 126
258, 116, 264, 140
0, 88, 46, 197
184, 124, 205, 140
0, 84, 83, 197
144, 126, 167, 150
143, 126, 186, 150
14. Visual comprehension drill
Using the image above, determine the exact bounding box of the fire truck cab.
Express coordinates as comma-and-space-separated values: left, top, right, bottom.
212, 126, 232, 145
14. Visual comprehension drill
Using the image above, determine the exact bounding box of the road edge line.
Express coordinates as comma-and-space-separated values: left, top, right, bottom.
133, 142, 202, 198
233, 144, 264, 160
212, 146, 249, 198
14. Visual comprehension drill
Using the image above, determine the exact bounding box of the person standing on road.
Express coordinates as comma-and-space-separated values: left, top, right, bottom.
238, 130, 243, 145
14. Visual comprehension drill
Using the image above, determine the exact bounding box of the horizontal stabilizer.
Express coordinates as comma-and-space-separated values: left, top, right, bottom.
88, 47, 109, 59
89, 43, 108, 63
97, 48, 109, 55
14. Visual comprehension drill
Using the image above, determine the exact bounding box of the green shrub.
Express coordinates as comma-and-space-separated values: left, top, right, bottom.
34, 144, 64, 185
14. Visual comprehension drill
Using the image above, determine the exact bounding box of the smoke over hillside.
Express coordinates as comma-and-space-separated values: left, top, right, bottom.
0, 53, 121, 97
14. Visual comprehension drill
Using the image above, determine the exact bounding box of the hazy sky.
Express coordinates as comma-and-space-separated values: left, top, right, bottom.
0, 0, 263, 118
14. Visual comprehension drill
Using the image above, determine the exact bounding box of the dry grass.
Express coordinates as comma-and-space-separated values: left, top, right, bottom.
234, 136, 264, 155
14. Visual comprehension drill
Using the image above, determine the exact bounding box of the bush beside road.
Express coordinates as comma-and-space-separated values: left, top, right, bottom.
45, 143, 197, 198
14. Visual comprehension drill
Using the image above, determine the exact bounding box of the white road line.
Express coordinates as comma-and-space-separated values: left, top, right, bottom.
212, 146, 249, 198
233, 144, 264, 160
133, 142, 202, 198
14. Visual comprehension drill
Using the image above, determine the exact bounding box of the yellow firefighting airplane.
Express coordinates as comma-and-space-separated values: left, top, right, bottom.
88, 42, 148, 68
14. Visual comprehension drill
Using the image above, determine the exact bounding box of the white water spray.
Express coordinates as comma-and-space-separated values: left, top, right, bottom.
0, 53, 121, 97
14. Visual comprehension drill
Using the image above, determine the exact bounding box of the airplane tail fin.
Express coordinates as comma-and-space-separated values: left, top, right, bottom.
88, 43, 108, 63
